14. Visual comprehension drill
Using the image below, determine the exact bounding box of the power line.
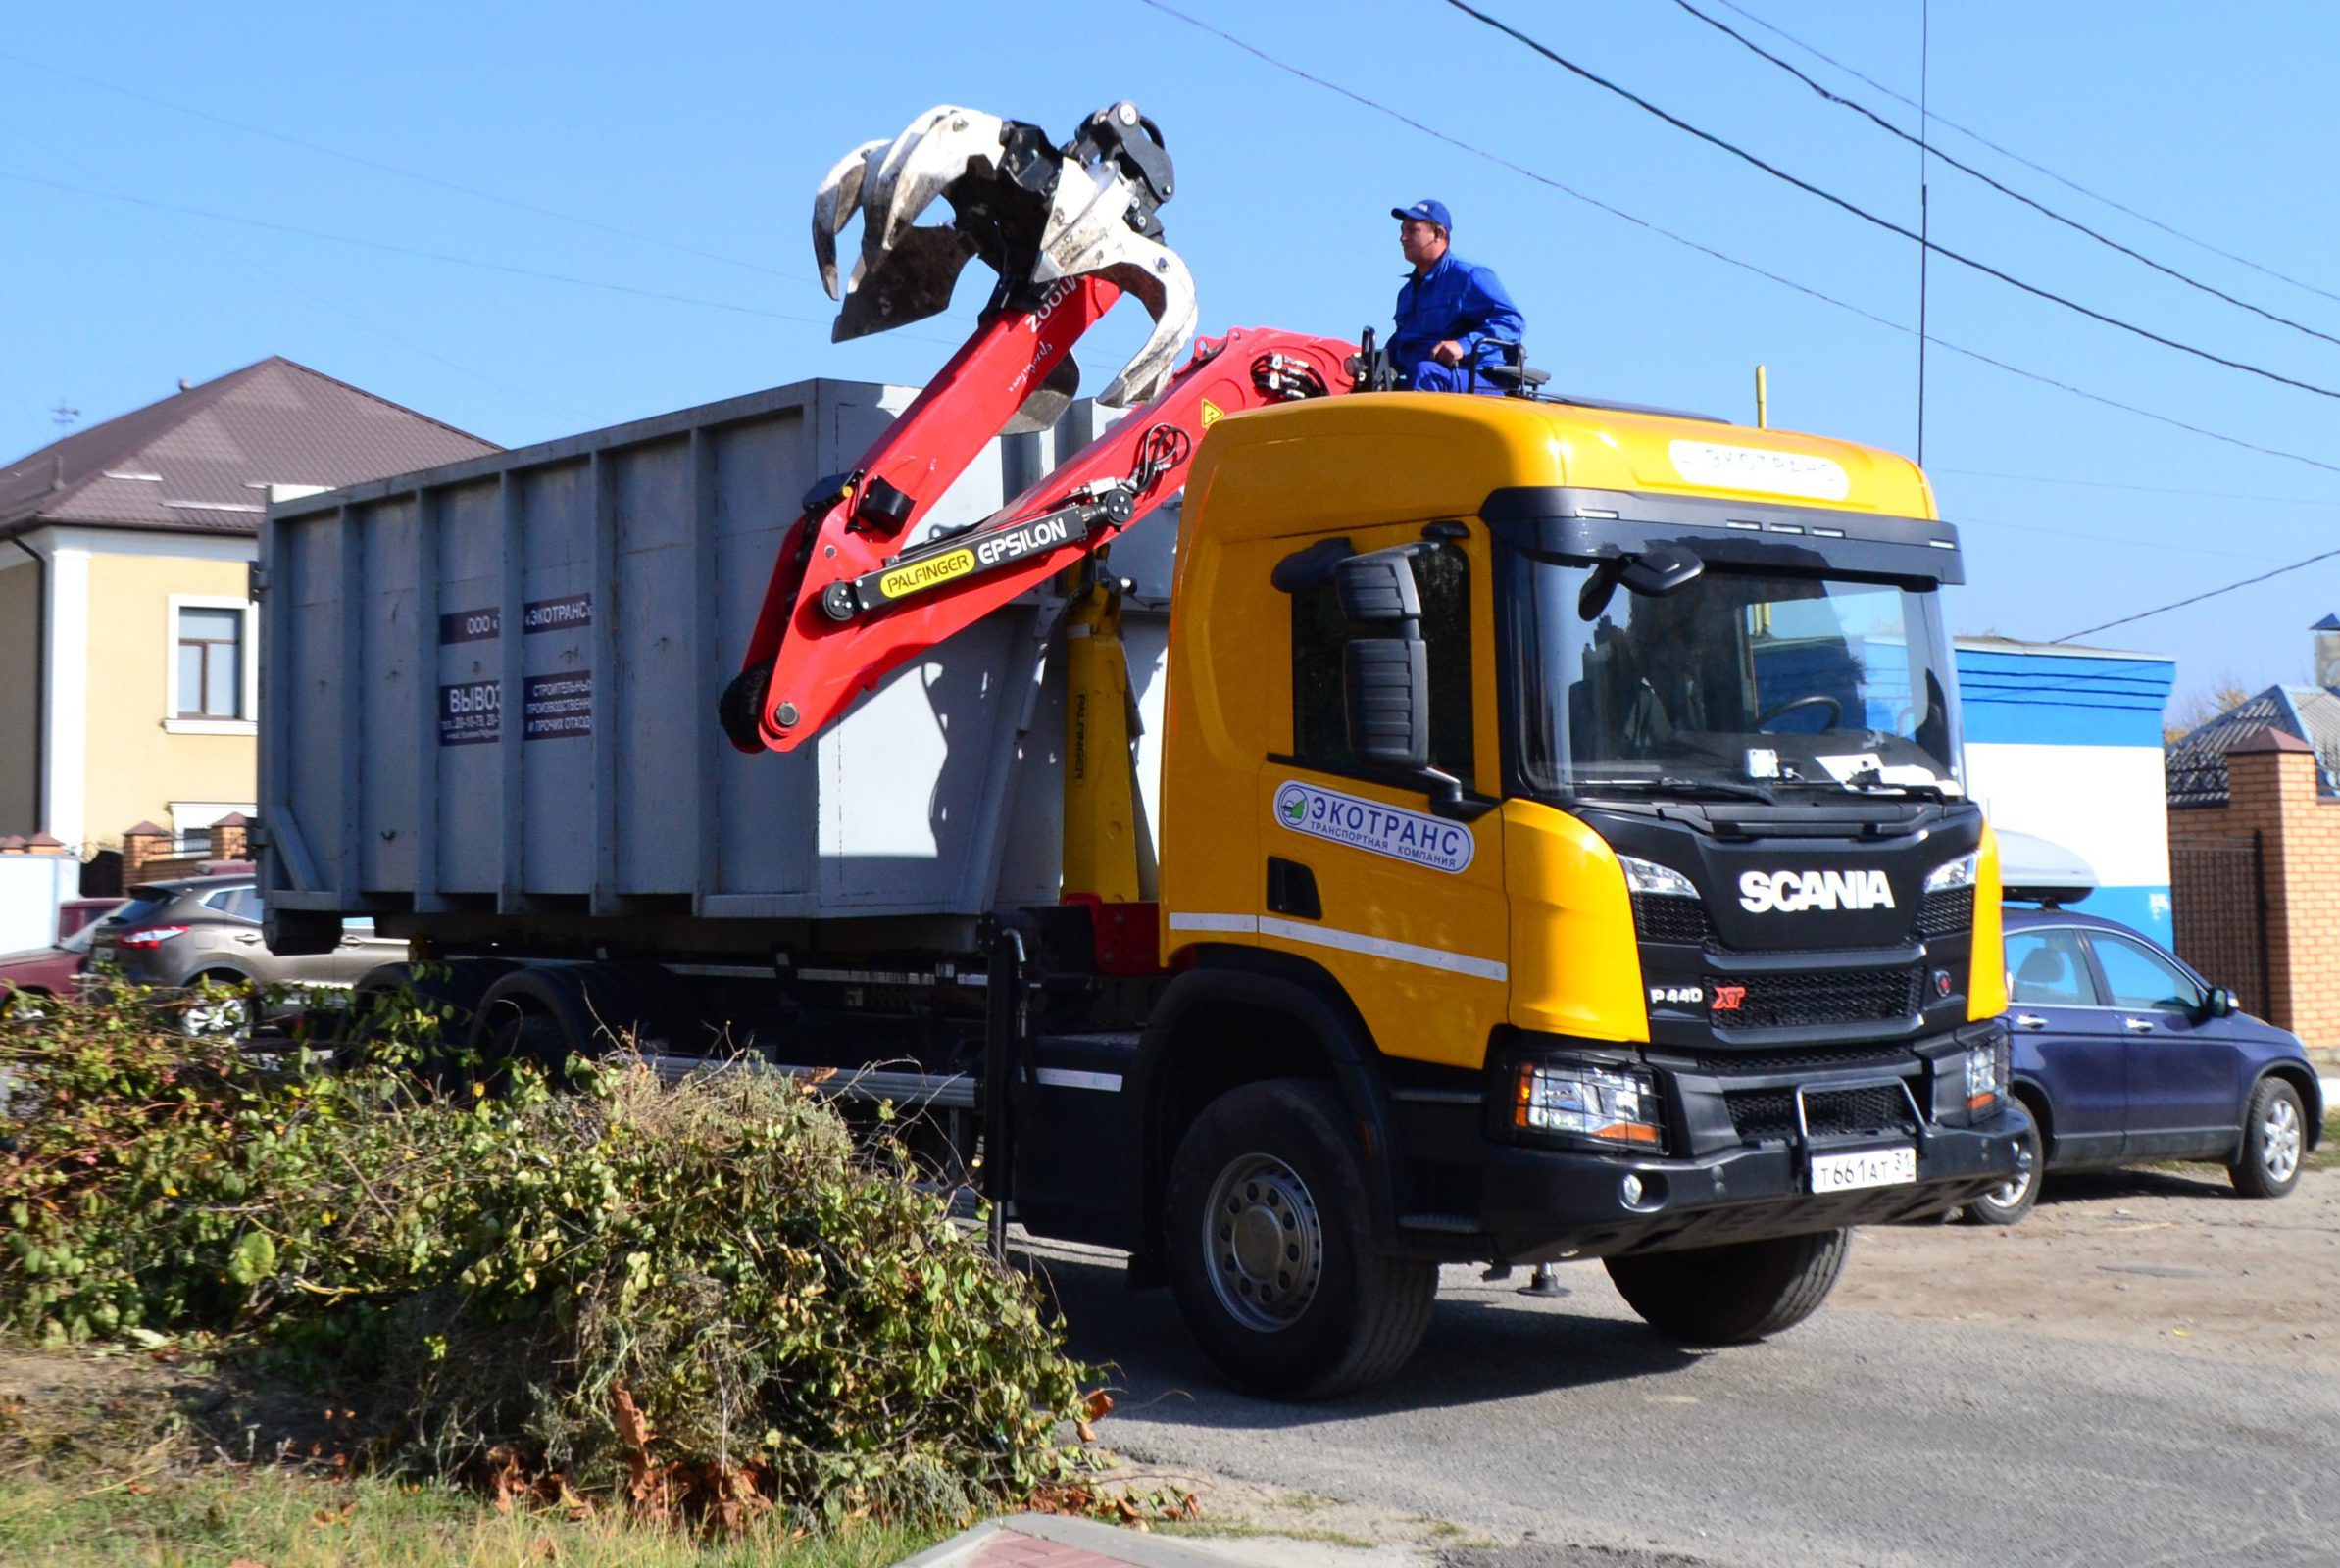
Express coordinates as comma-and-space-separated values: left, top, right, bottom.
1704, 0, 2340, 312
1668, 0, 2340, 353
1439, 0, 2340, 405
1936, 468, 2340, 509
0, 169, 832, 327
1946, 514, 2288, 564
1130, 0, 2340, 482
0, 45, 816, 289
2057, 544, 2340, 643
0, 116, 584, 418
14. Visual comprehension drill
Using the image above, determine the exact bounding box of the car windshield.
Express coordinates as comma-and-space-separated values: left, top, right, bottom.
1499, 551, 1962, 800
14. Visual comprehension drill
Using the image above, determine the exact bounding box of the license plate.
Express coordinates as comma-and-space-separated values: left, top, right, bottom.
1810, 1145, 1917, 1194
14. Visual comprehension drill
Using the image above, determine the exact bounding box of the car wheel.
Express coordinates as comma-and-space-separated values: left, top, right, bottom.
1603, 1228, 1851, 1345
2229, 1077, 2306, 1199
1962, 1106, 2044, 1226
1165, 1079, 1437, 1399
179, 972, 254, 1039
0, 988, 51, 1023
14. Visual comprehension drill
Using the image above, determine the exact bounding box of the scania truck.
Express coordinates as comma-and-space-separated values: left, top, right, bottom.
256, 100, 2026, 1397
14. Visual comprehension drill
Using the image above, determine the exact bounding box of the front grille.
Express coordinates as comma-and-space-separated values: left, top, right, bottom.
1687, 1043, 1915, 1078
1916, 886, 1973, 940
1726, 1083, 1918, 1142
1632, 893, 1713, 946
1709, 965, 1922, 1029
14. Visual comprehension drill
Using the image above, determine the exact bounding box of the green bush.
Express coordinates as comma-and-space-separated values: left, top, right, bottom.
0, 988, 1096, 1529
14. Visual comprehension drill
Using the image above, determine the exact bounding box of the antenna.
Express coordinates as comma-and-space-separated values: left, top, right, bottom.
49, 402, 80, 429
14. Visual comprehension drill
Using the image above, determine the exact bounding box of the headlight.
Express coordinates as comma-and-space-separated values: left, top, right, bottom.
1515, 1060, 1664, 1149
1925, 852, 1980, 894
1964, 1035, 2010, 1114
1618, 855, 1697, 899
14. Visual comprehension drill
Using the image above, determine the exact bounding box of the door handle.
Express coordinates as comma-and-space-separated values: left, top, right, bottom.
234, 932, 263, 945
2014, 1013, 2048, 1030
2122, 1016, 2156, 1034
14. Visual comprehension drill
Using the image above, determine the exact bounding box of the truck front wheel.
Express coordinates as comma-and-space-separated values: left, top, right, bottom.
1165, 1079, 1435, 1399
1603, 1228, 1851, 1346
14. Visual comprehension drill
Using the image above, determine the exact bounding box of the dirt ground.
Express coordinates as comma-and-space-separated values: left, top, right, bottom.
1833, 1160, 2340, 1373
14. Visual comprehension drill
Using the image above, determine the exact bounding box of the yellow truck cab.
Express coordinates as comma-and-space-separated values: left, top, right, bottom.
1136, 391, 2025, 1395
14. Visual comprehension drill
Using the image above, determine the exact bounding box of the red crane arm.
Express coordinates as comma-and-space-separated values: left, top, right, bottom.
723, 323, 1356, 754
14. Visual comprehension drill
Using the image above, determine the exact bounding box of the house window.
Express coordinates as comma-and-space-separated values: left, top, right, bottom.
176, 607, 244, 719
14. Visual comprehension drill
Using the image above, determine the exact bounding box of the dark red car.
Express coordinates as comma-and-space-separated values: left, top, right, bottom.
0, 905, 121, 1017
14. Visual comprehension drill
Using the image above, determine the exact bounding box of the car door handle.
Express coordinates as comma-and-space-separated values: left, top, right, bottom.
234, 932, 263, 945
2015, 1013, 2049, 1030
2122, 1016, 2156, 1034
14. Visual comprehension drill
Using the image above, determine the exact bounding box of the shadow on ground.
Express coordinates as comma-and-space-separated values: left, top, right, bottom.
1021, 1247, 1701, 1429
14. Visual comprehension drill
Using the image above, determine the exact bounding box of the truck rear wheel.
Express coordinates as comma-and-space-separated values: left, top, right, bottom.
1603, 1228, 1851, 1346
1165, 1079, 1435, 1399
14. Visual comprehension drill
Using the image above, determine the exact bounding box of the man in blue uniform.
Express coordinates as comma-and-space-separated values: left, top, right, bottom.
1389, 199, 1525, 392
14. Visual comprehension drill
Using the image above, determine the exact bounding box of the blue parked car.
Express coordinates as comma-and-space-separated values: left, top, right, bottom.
1968, 906, 2324, 1224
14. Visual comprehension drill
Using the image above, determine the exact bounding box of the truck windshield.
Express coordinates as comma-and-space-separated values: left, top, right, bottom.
1499, 550, 1962, 801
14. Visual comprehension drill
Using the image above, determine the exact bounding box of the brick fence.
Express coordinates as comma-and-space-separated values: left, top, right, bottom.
2167, 730, 2340, 1049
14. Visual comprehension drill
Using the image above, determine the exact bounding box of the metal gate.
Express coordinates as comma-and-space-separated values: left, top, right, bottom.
2169, 834, 2268, 1011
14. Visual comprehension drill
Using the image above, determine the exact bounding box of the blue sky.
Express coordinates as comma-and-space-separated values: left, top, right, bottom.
5, 0, 2337, 714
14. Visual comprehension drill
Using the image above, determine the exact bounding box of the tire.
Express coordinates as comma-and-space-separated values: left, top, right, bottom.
1963, 1105, 2044, 1226
0, 988, 50, 1023
1165, 1079, 1436, 1399
2229, 1077, 2307, 1199
1604, 1227, 1851, 1346
480, 1009, 572, 1083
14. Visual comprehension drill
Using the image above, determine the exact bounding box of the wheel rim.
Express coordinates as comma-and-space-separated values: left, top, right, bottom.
183, 988, 249, 1037
2261, 1097, 2302, 1184
1202, 1152, 1325, 1333
1985, 1132, 2038, 1211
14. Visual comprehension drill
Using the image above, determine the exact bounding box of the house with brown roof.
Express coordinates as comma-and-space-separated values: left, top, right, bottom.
0, 358, 495, 876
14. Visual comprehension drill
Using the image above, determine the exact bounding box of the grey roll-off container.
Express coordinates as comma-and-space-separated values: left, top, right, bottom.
259, 377, 1172, 957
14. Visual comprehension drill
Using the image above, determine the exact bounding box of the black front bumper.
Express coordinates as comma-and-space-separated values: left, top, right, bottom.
1395, 1102, 2030, 1263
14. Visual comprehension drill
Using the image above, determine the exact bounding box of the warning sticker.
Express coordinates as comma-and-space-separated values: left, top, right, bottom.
1199, 399, 1224, 427
523, 671, 592, 740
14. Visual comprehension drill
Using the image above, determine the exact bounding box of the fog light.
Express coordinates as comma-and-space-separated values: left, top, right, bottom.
1964, 1035, 2010, 1113
1620, 1173, 1644, 1206
1514, 1061, 1664, 1150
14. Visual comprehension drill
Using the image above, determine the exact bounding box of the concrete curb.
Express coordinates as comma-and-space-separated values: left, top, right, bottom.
899, 1512, 1260, 1568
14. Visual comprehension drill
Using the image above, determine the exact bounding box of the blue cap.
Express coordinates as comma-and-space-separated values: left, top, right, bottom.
1391, 198, 1452, 231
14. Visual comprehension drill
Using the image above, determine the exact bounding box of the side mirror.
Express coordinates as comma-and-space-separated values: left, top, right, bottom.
1333, 548, 1422, 622
1619, 541, 1705, 597
1344, 638, 1429, 769
2203, 986, 2238, 1019
1577, 542, 1705, 619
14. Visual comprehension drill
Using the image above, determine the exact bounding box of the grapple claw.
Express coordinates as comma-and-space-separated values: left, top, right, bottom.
804, 100, 1195, 405
812, 138, 885, 301
862, 106, 1009, 262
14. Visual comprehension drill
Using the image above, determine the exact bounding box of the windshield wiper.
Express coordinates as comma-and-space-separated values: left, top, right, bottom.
1837, 769, 1954, 802
1577, 776, 1778, 805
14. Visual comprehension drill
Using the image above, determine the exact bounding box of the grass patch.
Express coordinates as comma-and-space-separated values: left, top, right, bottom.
0, 1467, 939, 1568
1, 984, 1112, 1536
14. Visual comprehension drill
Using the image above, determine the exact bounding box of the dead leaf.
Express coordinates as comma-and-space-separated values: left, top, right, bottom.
527, 1536, 559, 1561
1082, 1390, 1115, 1422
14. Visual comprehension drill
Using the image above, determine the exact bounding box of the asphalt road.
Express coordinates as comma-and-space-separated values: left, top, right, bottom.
1027, 1191, 2340, 1568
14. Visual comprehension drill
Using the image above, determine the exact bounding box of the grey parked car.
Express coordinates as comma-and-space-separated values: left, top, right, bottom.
90, 874, 404, 1034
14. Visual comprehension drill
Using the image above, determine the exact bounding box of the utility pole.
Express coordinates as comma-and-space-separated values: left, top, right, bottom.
1917, 0, 1930, 465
